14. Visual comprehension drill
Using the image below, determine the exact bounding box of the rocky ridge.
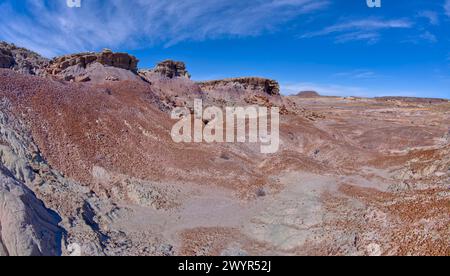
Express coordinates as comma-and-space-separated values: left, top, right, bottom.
198, 77, 280, 96
0, 41, 48, 75
45, 49, 139, 82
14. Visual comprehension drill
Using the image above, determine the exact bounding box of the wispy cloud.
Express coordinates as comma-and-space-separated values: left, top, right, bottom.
334, 32, 380, 44
0, 0, 329, 57
333, 70, 378, 80
419, 31, 438, 43
301, 18, 413, 43
445, 0, 450, 17
417, 10, 439, 25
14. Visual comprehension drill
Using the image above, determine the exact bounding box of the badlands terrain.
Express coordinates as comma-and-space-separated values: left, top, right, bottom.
0, 41, 449, 256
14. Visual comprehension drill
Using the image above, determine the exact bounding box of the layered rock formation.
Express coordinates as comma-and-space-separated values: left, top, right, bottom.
45, 49, 139, 82
198, 77, 280, 96
149, 60, 190, 79
194, 77, 285, 111
139, 60, 191, 83
138, 60, 201, 110
0, 41, 48, 75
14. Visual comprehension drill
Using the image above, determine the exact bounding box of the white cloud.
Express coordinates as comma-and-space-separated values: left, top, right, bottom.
417, 10, 439, 25
301, 18, 413, 43
333, 70, 378, 79
445, 0, 450, 17
0, 0, 329, 57
419, 31, 438, 43
334, 32, 380, 44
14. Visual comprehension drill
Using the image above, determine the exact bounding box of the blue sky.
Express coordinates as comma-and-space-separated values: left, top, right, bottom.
0, 0, 449, 98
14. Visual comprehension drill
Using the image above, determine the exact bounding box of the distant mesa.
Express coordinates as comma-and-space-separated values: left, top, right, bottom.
198, 77, 280, 96
296, 91, 321, 98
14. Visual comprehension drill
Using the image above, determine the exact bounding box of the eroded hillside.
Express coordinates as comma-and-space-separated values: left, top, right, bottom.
0, 43, 449, 256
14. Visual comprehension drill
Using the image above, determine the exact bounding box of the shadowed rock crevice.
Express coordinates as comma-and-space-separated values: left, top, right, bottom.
0, 165, 63, 256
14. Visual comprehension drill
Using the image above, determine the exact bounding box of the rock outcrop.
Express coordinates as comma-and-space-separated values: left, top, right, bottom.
0, 41, 49, 75
140, 60, 190, 79
153, 60, 190, 79
45, 49, 139, 82
198, 77, 280, 96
